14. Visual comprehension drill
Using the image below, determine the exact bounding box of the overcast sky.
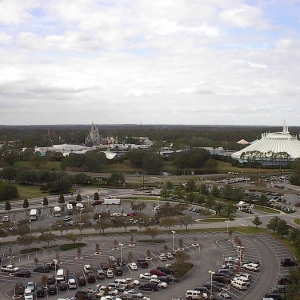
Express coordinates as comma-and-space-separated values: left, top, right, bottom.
1, 0, 300, 126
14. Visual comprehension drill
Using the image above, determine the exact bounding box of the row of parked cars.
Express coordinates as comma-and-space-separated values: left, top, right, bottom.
183, 252, 261, 300
262, 258, 297, 300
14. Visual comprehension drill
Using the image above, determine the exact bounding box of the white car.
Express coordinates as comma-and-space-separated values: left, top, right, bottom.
158, 254, 167, 261
149, 278, 168, 288
24, 288, 33, 300
242, 263, 260, 272
68, 278, 77, 289
106, 270, 114, 278
139, 273, 157, 280
128, 262, 138, 270
235, 272, 252, 280
166, 252, 174, 260
83, 264, 93, 273
123, 289, 144, 298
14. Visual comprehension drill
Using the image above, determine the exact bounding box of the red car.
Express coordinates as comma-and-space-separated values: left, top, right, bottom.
150, 269, 165, 276
100, 262, 109, 271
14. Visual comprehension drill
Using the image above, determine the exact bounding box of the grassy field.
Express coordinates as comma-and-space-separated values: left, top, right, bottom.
12, 183, 51, 200
294, 219, 300, 225
254, 205, 280, 214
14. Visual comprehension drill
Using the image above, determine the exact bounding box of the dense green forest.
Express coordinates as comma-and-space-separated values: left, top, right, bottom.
0, 124, 297, 150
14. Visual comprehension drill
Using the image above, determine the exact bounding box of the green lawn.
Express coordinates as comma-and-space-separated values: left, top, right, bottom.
253, 205, 280, 214
294, 219, 300, 225
12, 183, 50, 200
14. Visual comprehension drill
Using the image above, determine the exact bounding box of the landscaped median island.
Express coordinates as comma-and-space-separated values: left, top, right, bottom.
253, 205, 281, 214
197, 217, 233, 223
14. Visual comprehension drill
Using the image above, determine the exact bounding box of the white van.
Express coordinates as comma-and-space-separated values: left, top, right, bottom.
234, 276, 250, 286
56, 268, 65, 282
185, 290, 203, 299
231, 279, 247, 290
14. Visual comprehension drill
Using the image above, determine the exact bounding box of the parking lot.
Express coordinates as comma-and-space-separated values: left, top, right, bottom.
0, 230, 295, 300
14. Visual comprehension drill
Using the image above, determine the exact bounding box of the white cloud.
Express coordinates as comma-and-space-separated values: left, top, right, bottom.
220, 4, 270, 29
0, 0, 299, 126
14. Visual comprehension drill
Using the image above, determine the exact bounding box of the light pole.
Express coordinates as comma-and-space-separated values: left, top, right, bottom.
171, 231, 176, 250
87, 196, 90, 206
79, 210, 82, 221
209, 270, 215, 299
225, 220, 229, 240
119, 243, 123, 266
41, 201, 44, 219
29, 220, 32, 233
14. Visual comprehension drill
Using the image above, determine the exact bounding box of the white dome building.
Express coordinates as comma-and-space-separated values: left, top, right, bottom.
231, 123, 300, 166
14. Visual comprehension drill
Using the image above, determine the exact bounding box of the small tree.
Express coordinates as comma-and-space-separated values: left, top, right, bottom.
41, 274, 47, 288
34, 256, 39, 266
14, 283, 19, 297
59, 194, 65, 204
144, 227, 160, 241
76, 194, 82, 202
77, 248, 82, 259
94, 192, 99, 200
65, 233, 79, 244
43, 197, 48, 206
146, 249, 151, 258
252, 215, 262, 228
113, 239, 119, 250
127, 251, 134, 262
95, 243, 100, 254
23, 198, 29, 209
178, 238, 184, 249
163, 244, 168, 252
5, 200, 11, 211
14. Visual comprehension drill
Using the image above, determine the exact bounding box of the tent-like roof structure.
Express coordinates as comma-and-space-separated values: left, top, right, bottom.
237, 139, 250, 145
231, 123, 300, 161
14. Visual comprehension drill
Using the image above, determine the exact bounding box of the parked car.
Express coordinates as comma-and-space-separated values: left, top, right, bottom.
59, 280, 68, 290
242, 263, 260, 272
26, 282, 36, 292
100, 262, 109, 270
33, 265, 50, 273
128, 262, 138, 270
86, 272, 96, 283
15, 269, 31, 278
137, 259, 148, 268
46, 275, 56, 285
281, 258, 298, 267
150, 269, 165, 276
106, 269, 114, 278
36, 286, 45, 298
139, 282, 158, 291
140, 273, 157, 279
24, 288, 33, 300
77, 276, 87, 286
47, 284, 57, 295
96, 269, 106, 279
156, 266, 173, 275
68, 278, 77, 289
158, 254, 167, 261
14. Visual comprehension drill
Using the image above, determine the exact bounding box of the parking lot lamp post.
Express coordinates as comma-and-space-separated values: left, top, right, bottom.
87, 196, 90, 206
119, 243, 123, 266
225, 220, 229, 240
171, 231, 176, 250
29, 220, 32, 233
41, 201, 44, 218
79, 210, 82, 221
209, 270, 215, 299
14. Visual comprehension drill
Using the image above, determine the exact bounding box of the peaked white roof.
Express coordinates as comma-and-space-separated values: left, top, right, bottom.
232, 123, 300, 160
